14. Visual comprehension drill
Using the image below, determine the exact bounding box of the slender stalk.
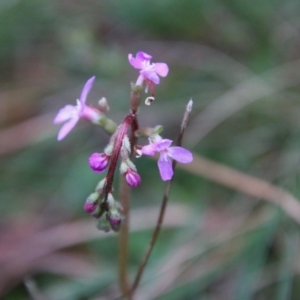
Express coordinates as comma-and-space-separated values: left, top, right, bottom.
118, 176, 132, 299
118, 113, 139, 299
130, 100, 193, 295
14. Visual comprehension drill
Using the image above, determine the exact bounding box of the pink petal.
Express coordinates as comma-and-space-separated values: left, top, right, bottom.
57, 117, 79, 141
136, 51, 152, 61
79, 76, 95, 105
154, 63, 169, 77
167, 147, 193, 163
128, 53, 143, 69
141, 143, 158, 156
158, 154, 173, 181
142, 70, 160, 84
155, 139, 173, 152
53, 105, 76, 124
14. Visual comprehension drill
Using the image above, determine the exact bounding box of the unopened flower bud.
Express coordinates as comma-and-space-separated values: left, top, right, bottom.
122, 135, 131, 154
107, 193, 115, 207
107, 209, 122, 232
97, 217, 111, 232
104, 143, 114, 156
134, 146, 142, 158
89, 153, 110, 173
152, 125, 163, 135
187, 99, 193, 112
84, 192, 100, 213
125, 169, 141, 187
120, 159, 137, 174
98, 97, 110, 112
95, 177, 107, 192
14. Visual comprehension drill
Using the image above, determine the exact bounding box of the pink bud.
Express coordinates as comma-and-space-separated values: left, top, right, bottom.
125, 169, 141, 187
107, 211, 122, 232
84, 192, 99, 213
84, 202, 98, 213
89, 153, 110, 173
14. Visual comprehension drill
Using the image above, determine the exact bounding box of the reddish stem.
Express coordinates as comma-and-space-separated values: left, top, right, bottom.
103, 113, 135, 204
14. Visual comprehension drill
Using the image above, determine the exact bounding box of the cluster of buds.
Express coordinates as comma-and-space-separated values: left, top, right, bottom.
54, 51, 193, 232
84, 179, 123, 232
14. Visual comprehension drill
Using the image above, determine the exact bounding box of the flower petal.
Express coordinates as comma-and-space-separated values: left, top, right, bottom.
158, 154, 173, 181
154, 63, 169, 77
142, 70, 160, 84
79, 76, 95, 105
136, 51, 152, 61
155, 139, 173, 151
53, 105, 76, 124
57, 116, 79, 141
141, 143, 158, 156
168, 147, 193, 163
128, 53, 143, 69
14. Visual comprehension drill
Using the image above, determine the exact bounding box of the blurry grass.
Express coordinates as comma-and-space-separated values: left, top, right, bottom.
1, 0, 300, 299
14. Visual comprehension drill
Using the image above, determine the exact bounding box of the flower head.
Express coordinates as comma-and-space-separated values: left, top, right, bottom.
128, 51, 169, 94
142, 136, 193, 181
53, 76, 96, 141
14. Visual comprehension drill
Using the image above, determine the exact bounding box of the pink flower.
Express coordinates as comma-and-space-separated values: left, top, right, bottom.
128, 51, 169, 93
54, 76, 98, 141
125, 169, 141, 187
142, 138, 193, 181
89, 152, 110, 173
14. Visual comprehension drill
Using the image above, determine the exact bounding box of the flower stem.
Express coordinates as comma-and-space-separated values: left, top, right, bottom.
130, 100, 193, 296
118, 175, 132, 299
118, 113, 138, 299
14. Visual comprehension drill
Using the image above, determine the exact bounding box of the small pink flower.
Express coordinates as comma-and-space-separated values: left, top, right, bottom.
54, 76, 99, 141
128, 51, 169, 93
89, 152, 110, 173
125, 169, 141, 187
142, 137, 193, 181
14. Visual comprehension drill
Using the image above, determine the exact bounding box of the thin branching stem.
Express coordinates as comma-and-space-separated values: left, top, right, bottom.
130, 100, 193, 296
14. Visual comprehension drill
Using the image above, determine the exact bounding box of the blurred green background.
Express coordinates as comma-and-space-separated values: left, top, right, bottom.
2, 0, 300, 299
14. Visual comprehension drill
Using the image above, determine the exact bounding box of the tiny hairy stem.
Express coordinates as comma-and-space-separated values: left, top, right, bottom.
130, 100, 193, 296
